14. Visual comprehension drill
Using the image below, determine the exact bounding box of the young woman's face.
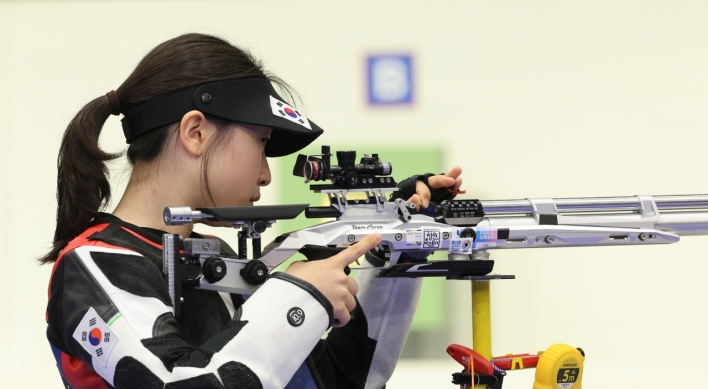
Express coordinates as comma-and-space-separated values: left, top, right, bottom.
206, 123, 272, 206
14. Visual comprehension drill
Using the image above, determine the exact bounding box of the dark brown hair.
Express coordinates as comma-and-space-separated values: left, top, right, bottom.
41, 33, 289, 264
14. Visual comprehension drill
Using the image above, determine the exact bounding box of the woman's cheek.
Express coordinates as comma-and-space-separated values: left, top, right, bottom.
207, 163, 242, 205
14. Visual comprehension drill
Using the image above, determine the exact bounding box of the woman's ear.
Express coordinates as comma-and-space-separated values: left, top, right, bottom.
178, 110, 211, 157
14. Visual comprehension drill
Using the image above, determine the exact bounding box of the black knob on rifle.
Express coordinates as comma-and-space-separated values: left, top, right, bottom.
345, 171, 359, 186
240, 260, 269, 285
203, 256, 227, 283
460, 228, 476, 240
253, 220, 267, 233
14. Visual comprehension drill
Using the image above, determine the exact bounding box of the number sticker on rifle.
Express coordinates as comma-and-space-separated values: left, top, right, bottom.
473, 228, 498, 249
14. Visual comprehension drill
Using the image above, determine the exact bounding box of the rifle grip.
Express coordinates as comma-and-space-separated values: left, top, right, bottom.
299, 245, 351, 275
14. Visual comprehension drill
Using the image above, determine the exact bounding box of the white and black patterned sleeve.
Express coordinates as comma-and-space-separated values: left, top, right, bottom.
48, 245, 332, 389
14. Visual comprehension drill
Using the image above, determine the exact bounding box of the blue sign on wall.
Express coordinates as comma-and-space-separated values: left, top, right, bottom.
367, 54, 414, 105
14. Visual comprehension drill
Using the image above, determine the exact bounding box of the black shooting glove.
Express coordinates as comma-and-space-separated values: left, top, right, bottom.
389, 173, 457, 204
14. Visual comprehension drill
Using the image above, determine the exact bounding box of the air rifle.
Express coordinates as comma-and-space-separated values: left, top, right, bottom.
161, 145, 708, 315
159, 145, 708, 388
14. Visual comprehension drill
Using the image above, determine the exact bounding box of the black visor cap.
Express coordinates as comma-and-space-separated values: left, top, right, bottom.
121, 78, 324, 157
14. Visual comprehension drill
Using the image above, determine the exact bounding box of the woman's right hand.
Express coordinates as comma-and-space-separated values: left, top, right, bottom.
284, 233, 383, 327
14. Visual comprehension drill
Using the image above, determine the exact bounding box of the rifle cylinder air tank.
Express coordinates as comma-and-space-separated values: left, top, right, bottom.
480, 195, 708, 214
477, 195, 708, 235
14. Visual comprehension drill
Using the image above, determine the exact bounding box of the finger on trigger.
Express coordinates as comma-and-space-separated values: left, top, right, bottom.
338, 233, 382, 266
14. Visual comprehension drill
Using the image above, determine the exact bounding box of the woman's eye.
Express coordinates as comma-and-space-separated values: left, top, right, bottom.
262, 138, 270, 146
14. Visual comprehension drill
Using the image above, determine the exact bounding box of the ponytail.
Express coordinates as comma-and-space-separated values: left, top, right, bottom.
39, 94, 121, 264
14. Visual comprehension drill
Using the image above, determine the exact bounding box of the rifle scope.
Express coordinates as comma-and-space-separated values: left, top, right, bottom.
293, 145, 392, 183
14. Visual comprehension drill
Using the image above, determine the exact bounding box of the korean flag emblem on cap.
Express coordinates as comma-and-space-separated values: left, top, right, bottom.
72, 307, 119, 366
270, 96, 312, 130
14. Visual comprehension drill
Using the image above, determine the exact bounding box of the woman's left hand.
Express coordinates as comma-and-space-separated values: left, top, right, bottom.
407, 166, 464, 210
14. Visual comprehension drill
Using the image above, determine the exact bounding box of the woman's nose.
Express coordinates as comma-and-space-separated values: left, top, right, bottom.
259, 154, 271, 186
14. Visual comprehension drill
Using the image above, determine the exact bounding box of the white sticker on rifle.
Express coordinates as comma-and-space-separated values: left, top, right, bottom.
270, 96, 312, 130
449, 238, 474, 254
405, 229, 422, 246
422, 228, 441, 248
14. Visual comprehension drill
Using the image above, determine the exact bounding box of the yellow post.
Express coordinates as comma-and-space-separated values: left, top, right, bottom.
472, 280, 492, 389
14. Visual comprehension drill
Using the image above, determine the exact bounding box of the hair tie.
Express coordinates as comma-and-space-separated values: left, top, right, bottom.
106, 90, 121, 116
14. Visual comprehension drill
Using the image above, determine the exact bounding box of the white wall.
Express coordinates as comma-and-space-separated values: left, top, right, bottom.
2, 1, 708, 387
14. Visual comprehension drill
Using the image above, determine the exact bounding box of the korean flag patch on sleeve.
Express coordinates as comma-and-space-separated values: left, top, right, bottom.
72, 307, 119, 366
270, 96, 312, 130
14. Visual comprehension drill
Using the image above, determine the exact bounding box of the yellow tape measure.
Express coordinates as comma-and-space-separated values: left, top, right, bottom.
533, 344, 584, 389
